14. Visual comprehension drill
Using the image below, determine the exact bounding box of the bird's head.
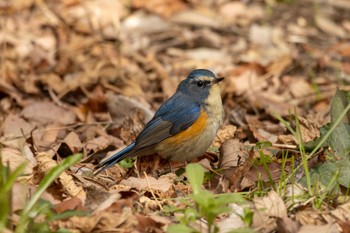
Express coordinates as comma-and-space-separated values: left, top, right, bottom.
178, 69, 224, 104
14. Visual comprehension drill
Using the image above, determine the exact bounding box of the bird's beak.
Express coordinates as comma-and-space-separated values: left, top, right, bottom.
213, 77, 225, 84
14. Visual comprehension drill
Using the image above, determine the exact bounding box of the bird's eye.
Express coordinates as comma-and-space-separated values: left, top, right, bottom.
196, 81, 203, 87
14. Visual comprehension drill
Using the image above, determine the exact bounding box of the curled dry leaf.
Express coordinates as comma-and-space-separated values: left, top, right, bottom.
224, 148, 254, 192
212, 124, 237, 148
252, 190, 288, 233
245, 115, 280, 143
219, 139, 248, 169
298, 115, 321, 142
35, 152, 86, 202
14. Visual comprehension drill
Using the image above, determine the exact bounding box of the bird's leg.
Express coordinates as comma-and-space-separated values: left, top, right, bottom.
168, 160, 173, 173
149, 154, 161, 177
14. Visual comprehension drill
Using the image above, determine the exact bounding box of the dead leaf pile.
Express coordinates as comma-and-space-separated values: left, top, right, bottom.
1, 0, 350, 232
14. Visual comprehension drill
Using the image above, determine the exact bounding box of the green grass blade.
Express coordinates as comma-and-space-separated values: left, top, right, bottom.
15, 153, 82, 233
3, 163, 28, 192
186, 163, 204, 195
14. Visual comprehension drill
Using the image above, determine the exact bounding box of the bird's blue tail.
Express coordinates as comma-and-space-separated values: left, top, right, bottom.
94, 142, 136, 175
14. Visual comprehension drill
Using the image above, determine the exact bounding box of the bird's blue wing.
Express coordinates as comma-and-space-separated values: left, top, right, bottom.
133, 92, 201, 150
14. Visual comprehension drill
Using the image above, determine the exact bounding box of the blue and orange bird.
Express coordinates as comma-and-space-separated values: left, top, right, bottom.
94, 69, 224, 175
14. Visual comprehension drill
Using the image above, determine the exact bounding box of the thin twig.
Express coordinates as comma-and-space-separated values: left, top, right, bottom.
143, 172, 163, 211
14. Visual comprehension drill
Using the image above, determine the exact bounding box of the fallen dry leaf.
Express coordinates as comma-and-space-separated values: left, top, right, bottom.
252, 190, 288, 233
1, 0, 349, 231
315, 13, 347, 38
53, 197, 83, 214
35, 152, 86, 202
297, 224, 339, 233
1, 114, 34, 138
218, 203, 246, 233
219, 139, 248, 169
12, 183, 59, 212
132, 0, 186, 18
1, 147, 35, 174
276, 216, 300, 233
21, 101, 76, 125
120, 174, 175, 193
63, 131, 83, 154
213, 124, 237, 148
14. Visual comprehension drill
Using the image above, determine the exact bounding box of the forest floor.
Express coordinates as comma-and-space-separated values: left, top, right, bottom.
1, 0, 350, 232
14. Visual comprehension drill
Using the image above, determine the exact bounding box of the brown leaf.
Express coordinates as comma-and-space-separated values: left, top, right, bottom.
219, 139, 248, 169
1, 147, 34, 174
219, 2, 263, 25
252, 191, 288, 232
21, 101, 76, 125
298, 115, 321, 143
132, 0, 186, 18
297, 224, 339, 233
83, 186, 121, 213
119, 174, 175, 193
2, 114, 34, 138
217, 149, 254, 193
276, 217, 301, 233
315, 13, 346, 38
289, 78, 313, 99
170, 9, 221, 28
244, 161, 290, 185
53, 197, 83, 214
212, 125, 237, 148
51, 208, 136, 232
31, 126, 62, 152
217, 204, 246, 232
136, 214, 164, 233
63, 131, 83, 154
12, 183, 59, 212
108, 94, 154, 143
35, 152, 86, 202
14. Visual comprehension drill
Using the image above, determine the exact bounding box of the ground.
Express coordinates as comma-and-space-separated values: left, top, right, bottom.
1, 0, 350, 232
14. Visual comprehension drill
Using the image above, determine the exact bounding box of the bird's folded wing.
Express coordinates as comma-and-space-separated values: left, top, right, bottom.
133, 95, 200, 150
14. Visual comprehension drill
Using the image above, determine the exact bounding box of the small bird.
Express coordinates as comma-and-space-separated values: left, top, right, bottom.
94, 69, 224, 175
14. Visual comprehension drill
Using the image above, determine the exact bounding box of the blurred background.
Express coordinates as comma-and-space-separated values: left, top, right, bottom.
1, 0, 349, 118
2, 0, 350, 164
1, 0, 350, 232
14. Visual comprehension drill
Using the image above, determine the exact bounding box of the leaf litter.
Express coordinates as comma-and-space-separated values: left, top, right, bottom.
1, 0, 350, 232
